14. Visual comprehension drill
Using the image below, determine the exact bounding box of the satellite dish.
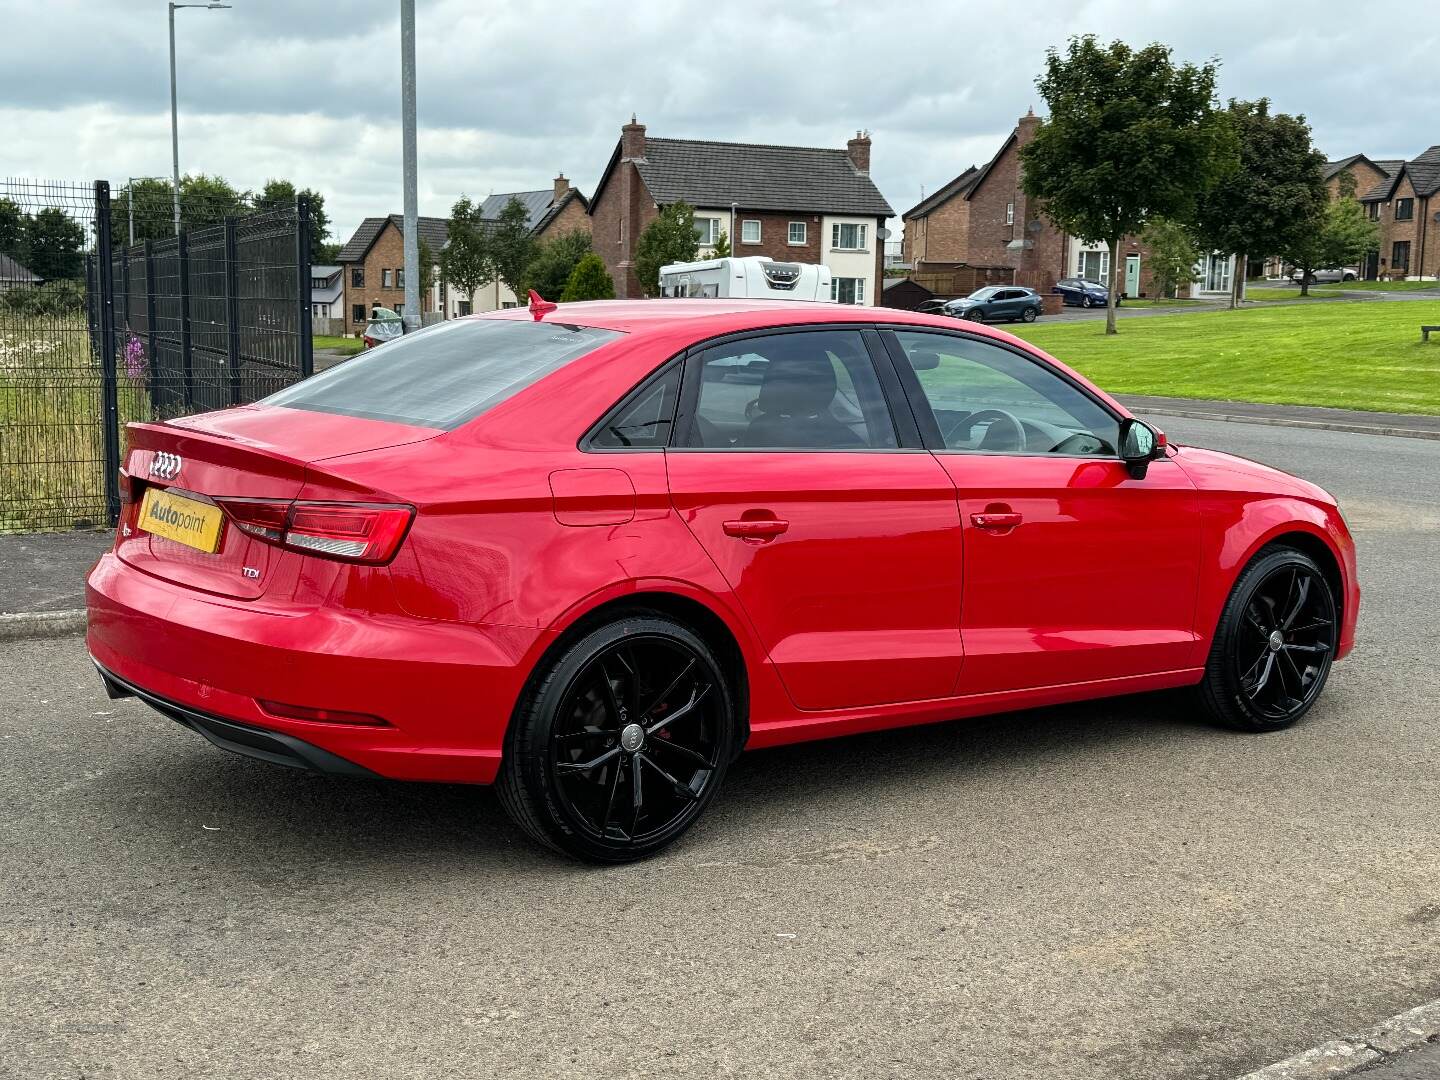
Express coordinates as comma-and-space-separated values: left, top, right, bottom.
876, 226, 891, 240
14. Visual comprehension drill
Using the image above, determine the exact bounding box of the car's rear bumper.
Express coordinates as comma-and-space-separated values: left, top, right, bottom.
86, 552, 552, 784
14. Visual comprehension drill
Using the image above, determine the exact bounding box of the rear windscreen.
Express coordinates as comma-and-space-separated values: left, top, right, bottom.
264, 319, 622, 428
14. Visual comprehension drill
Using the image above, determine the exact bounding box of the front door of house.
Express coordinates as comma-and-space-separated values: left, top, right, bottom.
1364, 251, 1380, 281
1124, 255, 1141, 298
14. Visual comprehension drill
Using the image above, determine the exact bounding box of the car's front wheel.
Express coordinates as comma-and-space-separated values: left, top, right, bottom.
498, 612, 736, 862
1081, 295, 1094, 308
965, 309, 986, 321
1195, 546, 1338, 732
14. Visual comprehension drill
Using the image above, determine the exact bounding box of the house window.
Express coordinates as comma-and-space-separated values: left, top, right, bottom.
352, 304, 366, 323
382, 268, 394, 288
1366, 202, 1381, 221
1396, 198, 1414, 221
741, 219, 762, 244
1077, 249, 1109, 284
788, 221, 807, 245
1203, 252, 1232, 293
457, 299, 472, 317
830, 223, 868, 250
1392, 241, 1411, 271
397, 269, 405, 287
311, 277, 326, 289
1005, 202, 1014, 226
694, 217, 721, 245
350, 267, 364, 288
830, 276, 865, 304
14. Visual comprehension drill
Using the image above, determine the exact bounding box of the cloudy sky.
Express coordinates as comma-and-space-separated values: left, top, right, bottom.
6, 0, 1438, 247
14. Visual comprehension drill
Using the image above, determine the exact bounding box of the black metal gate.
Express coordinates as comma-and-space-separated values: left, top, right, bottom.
0, 178, 313, 533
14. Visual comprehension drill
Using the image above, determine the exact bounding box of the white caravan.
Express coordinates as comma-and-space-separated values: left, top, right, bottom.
658, 256, 834, 301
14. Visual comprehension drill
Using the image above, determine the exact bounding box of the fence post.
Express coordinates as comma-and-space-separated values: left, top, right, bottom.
120, 250, 131, 335
94, 180, 121, 526
144, 240, 160, 414
178, 232, 193, 408
224, 217, 242, 405
296, 197, 314, 378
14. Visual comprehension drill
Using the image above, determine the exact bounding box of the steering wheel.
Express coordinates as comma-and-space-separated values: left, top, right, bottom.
942, 408, 1027, 452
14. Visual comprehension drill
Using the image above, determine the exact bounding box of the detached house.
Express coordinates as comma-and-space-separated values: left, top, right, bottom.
903, 109, 1236, 301
1358, 146, 1440, 280
589, 118, 893, 304
337, 214, 450, 332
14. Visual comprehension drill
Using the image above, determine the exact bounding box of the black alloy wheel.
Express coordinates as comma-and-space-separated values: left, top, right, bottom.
965, 308, 986, 321
498, 614, 735, 862
1197, 547, 1338, 731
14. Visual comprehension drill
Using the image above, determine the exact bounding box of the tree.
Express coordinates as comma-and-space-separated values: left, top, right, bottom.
179, 173, 249, 229
522, 229, 592, 300
711, 229, 731, 258
0, 198, 29, 266
560, 252, 615, 301
110, 178, 175, 247
1280, 173, 1380, 296
634, 201, 699, 297
1141, 217, 1200, 298
1019, 36, 1233, 333
256, 179, 334, 264
418, 238, 435, 302
1193, 99, 1327, 308
24, 207, 86, 280
486, 195, 539, 299
438, 196, 491, 303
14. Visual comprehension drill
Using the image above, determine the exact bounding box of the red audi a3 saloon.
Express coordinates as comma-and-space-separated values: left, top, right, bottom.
87, 299, 1359, 862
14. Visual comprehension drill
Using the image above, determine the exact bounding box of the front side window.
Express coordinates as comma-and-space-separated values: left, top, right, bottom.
590, 363, 681, 449
397, 269, 406, 287
891, 330, 1119, 456
685, 330, 895, 450
1396, 198, 1414, 221
831, 222, 868, 250
352, 304, 366, 322
788, 221, 806, 244
264, 319, 622, 429
1392, 241, 1411, 270
1077, 249, 1109, 283
351, 267, 364, 288
741, 219, 761, 244
382, 268, 394, 288
1366, 201, 1381, 221
694, 217, 720, 245
831, 277, 865, 304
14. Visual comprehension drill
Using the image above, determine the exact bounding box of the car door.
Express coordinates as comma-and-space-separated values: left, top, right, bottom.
665, 327, 964, 711
883, 327, 1203, 696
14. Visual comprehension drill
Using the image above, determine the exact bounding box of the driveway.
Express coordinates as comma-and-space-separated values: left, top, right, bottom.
4, 419, 1439, 1080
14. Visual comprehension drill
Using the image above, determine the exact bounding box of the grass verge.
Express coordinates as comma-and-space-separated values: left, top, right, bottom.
313, 335, 363, 357
1011, 298, 1440, 415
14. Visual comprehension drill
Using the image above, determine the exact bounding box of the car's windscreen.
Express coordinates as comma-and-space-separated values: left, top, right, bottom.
263, 319, 622, 429
968, 287, 1000, 300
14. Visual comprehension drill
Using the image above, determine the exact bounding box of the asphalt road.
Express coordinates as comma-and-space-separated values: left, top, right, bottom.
4, 418, 1439, 1080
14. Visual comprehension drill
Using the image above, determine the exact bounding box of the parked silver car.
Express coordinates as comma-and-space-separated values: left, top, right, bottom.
1289, 267, 1359, 284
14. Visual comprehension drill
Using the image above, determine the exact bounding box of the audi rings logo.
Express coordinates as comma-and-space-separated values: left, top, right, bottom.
149, 451, 183, 480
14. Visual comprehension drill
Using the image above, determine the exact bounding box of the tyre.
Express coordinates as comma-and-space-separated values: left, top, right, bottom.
1081, 295, 1093, 308
497, 612, 737, 862
965, 308, 986, 321
1343, 273, 1356, 281
1195, 546, 1338, 732
1021, 307, 1038, 322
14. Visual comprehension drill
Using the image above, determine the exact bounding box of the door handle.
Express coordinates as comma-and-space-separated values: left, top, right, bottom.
723, 518, 789, 540
971, 512, 1023, 530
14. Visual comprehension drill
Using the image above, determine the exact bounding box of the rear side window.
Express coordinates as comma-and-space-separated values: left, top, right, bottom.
264, 319, 622, 429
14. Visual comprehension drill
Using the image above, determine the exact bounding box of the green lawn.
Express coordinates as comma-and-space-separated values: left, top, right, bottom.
313, 334, 363, 356
1244, 289, 1327, 302
1117, 299, 1205, 309
1316, 279, 1438, 292
1012, 299, 1440, 415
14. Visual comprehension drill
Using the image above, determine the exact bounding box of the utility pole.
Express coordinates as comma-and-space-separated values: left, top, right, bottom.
400, 0, 420, 333
168, 3, 230, 236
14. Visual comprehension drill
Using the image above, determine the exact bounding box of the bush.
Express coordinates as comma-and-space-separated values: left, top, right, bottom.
0, 278, 86, 317
522, 229, 592, 301
560, 253, 615, 302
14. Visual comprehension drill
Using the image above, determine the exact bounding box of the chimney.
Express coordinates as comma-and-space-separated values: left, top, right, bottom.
847, 129, 871, 174
621, 115, 647, 161
1016, 107, 1041, 147
553, 173, 570, 201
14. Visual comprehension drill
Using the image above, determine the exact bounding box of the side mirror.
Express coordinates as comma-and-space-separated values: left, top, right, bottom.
1119, 418, 1166, 479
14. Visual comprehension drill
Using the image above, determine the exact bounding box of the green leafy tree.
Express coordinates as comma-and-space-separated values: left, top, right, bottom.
418, 238, 435, 303
24, 207, 86, 280
1280, 173, 1380, 296
0, 197, 28, 264
522, 229, 592, 300
256, 179, 334, 264
486, 195, 539, 299
634, 201, 699, 297
710, 229, 731, 258
1141, 217, 1200, 298
1193, 99, 1327, 307
559, 252, 615, 301
1019, 36, 1233, 333
110, 178, 175, 247
438, 196, 492, 302
179, 173, 249, 229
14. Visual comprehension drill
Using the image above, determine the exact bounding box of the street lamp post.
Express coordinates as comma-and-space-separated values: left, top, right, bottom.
169, 2, 231, 236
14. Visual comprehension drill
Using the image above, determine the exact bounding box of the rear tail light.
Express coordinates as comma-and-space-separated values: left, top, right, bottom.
114, 469, 141, 543
216, 499, 414, 564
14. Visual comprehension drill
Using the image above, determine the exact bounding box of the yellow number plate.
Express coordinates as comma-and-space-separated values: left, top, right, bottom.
138, 487, 224, 553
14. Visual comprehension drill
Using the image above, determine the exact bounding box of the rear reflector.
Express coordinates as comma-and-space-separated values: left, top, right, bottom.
216, 499, 414, 565
257, 699, 391, 727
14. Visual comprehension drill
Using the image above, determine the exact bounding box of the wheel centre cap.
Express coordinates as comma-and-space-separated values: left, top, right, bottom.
620, 723, 645, 753
1268, 630, 1285, 652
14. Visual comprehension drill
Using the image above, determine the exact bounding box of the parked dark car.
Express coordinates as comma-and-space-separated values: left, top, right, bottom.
1054, 278, 1119, 308
914, 299, 950, 315
942, 286, 1043, 323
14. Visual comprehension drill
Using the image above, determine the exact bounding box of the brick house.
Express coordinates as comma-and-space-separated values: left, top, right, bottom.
337, 214, 449, 333
588, 118, 893, 304
437, 175, 591, 317
1358, 146, 1440, 280
904, 109, 1236, 300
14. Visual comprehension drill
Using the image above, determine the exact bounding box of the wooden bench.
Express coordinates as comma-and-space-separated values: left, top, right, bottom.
1424, 325, 1440, 343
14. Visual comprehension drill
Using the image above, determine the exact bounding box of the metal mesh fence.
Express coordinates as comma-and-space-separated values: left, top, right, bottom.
1, 179, 311, 533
